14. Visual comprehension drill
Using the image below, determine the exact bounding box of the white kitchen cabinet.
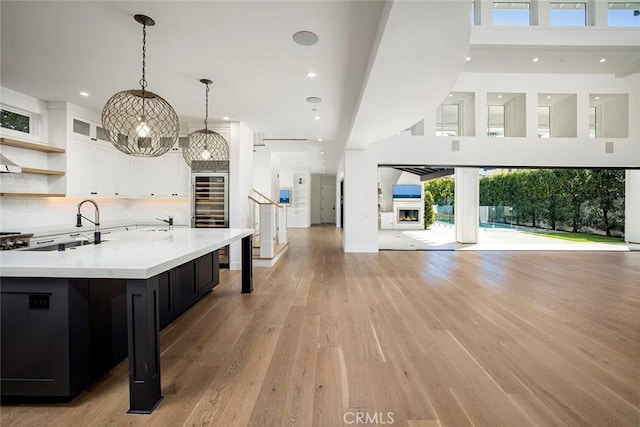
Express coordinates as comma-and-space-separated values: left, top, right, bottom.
113, 150, 133, 196
286, 209, 309, 228
133, 152, 188, 197
67, 138, 94, 196
67, 138, 125, 197
70, 116, 111, 145
46, 104, 187, 199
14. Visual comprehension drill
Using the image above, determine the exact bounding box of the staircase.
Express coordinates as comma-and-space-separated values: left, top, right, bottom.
249, 189, 288, 267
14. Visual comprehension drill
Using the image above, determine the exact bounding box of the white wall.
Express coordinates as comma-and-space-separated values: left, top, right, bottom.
252, 150, 281, 202
343, 150, 378, 252
601, 95, 629, 138
505, 94, 526, 137
271, 153, 280, 203
625, 170, 640, 244
554, 95, 577, 138
252, 148, 272, 198
279, 170, 293, 187
310, 174, 321, 224
228, 122, 254, 269
462, 93, 476, 136
454, 167, 479, 243
377, 167, 402, 212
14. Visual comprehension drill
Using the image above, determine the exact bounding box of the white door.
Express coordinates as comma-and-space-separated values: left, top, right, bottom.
320, 184, 336, 223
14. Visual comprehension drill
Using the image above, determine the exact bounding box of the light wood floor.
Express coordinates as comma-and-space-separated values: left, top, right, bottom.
2, 225, 639, 426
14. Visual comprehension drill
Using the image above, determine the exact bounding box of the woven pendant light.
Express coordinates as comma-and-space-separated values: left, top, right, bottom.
101, 14, 179, 157
183, 79, 229, 168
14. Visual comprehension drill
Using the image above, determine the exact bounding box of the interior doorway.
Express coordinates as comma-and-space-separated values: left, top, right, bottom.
320, 183, 336, 223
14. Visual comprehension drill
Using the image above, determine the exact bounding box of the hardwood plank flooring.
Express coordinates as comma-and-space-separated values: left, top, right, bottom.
2, 225, 639, 426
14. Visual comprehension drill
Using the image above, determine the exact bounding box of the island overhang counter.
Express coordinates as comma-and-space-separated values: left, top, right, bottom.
0, 227, 254, 414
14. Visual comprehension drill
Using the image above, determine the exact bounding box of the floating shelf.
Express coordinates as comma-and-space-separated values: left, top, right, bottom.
20, 167, 65, 176
0, 192, 65, 197
0, 137, 65, 153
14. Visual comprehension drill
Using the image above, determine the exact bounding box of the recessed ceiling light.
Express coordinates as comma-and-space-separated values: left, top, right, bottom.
448, 94, 453, 97
223, 116, 230, 121
595, 96, 600, 100
314, 116, 320, 120
306, 96, 322, 103
320, 150, 324, 154
533, 57, 539, 62
318, 138, 323, 142
497, 94, 503, 98
293, 31, 318, 46
599, 58, 606, 63
546, 95, 552, 99
306, 71, 317, 78
79, 91, 89, 97
465, 56, 471, 61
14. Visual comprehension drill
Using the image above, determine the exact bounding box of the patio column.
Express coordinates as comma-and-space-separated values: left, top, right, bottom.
454, 167, 479, 244
625, 170, 640, 244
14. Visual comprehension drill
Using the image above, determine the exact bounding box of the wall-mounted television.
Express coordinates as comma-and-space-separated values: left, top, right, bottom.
279, 188, 291, 204
392, 184, 422, 199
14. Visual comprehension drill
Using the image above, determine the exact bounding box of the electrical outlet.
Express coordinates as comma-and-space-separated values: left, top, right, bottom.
29, 294, 50, 309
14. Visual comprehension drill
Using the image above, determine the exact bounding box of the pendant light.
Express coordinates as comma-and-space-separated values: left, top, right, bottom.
101, 14, 179, 157
182, 79, 229, 168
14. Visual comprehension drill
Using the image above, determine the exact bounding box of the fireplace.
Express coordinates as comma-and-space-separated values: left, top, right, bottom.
397, 209, 419, 223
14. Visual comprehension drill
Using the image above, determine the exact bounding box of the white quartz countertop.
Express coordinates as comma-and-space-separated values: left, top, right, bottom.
0, 228, 253, 279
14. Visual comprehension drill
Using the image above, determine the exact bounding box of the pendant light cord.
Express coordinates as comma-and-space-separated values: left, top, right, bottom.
140, 23, 147, 116
204, 83, 210, 130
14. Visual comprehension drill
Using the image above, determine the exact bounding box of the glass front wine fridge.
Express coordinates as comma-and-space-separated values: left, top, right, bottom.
191, 172, 229, 266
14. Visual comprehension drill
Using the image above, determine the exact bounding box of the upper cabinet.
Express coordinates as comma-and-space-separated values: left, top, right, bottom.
63, 108, 188, 198
66, 114, 135, 197
132, 152, 189, 197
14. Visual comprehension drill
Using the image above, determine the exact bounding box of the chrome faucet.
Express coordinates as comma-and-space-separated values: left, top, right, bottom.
76, 199, 101, 244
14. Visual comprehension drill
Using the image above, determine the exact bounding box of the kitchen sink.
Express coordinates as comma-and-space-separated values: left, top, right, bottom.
24, 240, 110, 252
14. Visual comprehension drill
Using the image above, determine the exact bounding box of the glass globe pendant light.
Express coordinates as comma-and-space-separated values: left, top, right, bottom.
101, 14, 179, 157
183, 79, 229, 168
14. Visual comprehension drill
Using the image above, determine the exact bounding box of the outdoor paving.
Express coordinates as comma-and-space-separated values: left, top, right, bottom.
378, 222, 637, 251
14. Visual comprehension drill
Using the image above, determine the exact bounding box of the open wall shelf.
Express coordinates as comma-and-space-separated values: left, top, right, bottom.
0, 192, 65, 198
0, 137, 65, 153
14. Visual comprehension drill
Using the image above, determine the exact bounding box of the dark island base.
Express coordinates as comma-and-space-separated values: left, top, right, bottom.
0, 251, 220, 401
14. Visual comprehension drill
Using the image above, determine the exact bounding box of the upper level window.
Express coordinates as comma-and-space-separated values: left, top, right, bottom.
488, 105, 505, 137
435, 104, 460, 137
608, 2, 640, 26
550, 3, 587, 26
493, 2, 530, 25
538, 106, 551, 138
589, 106, 597, 138
0, 109, 30, 134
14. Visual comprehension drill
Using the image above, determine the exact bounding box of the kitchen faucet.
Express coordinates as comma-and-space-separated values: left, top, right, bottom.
76, 199, 101, 244
156, 215, 174, 230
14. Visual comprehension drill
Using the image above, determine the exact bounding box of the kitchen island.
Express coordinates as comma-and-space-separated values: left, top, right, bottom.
0, 227, 253, 414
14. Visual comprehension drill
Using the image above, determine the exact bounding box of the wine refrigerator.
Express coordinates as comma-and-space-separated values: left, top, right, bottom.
191, 172, 229, 265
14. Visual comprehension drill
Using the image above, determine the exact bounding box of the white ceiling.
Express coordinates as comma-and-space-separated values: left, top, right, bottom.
1, 1, 637, 176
